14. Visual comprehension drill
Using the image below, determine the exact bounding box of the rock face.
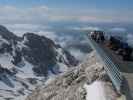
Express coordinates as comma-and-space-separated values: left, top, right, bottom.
0, 25, 78, 100
0, 25, 78, 76
26, 52, 118, 100
21, 33, 78, 76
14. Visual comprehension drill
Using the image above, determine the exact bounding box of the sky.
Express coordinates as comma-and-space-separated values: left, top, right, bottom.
0, 0, 132, 25
0, 0, 133, 37
0, 0, 133, 10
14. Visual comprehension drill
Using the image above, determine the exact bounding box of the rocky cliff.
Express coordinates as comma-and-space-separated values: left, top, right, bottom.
26, 52, 119, 100
0, 25, 78, 100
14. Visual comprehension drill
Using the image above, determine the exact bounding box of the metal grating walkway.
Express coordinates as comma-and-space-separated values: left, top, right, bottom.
87, 35, 124, 92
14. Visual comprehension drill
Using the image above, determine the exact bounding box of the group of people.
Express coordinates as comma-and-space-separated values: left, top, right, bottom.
90, 30, 132, 61
107, 36, 132, 61
90, 30, 105, 43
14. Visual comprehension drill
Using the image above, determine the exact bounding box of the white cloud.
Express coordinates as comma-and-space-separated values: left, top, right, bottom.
5, 24, 50, 36
110, 27, 127, 32
0, 5, 133, 25
0, 5, 49, 24
127, 34, 133, 47
73, 26, 101, 31
37, 31, 57, 41
108, 27, 127, 39
48, 15, 77, 22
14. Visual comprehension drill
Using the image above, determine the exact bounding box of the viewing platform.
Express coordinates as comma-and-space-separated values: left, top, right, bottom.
87, 34, 133, 100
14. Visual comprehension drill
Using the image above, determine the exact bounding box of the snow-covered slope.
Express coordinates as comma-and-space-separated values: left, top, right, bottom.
26, 52, 119, 100
0, 25, 78, 100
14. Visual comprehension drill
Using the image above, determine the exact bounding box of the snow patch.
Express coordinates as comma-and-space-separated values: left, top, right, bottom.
56, 48, 69, 63
16, 59, 36, 79
0, 35, 9, 45
0, 53, 15, 69
69, 48, 87, 61
84, 81, 107, 100
57, 62, 68, 72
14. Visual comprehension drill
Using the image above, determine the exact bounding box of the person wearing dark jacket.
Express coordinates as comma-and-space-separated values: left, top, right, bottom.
122, 45, 132, 61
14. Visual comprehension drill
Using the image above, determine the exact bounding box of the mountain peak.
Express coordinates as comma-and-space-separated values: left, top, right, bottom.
0, 25, 19, 41
0, 25, 78, 100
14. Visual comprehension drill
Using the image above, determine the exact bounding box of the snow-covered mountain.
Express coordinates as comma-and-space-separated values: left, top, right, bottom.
0, 25, 78, 100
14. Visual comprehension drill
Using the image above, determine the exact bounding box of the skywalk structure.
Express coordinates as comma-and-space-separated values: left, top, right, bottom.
87, 33, 133, 100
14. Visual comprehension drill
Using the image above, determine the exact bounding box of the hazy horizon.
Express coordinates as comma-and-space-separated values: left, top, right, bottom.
0, 0, 133, 60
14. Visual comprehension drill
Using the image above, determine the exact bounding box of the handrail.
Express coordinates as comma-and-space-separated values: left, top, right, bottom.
87, 35, 124, 92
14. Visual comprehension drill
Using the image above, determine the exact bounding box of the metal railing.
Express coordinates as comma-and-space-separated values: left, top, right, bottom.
87, 35, 124, 92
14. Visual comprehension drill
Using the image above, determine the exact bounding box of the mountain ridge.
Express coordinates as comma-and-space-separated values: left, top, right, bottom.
26, 51, 119, 100
0, 25, 78, 100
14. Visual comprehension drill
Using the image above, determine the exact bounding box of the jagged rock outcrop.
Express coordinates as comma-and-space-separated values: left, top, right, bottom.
0, 25, 19, 41
21, 33, 78, 76
0, 25, 78, 76
26, 52, 118, 100
0, 25, 78, 100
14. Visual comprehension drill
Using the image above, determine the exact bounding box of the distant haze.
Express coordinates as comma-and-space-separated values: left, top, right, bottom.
0, 0, 132, 60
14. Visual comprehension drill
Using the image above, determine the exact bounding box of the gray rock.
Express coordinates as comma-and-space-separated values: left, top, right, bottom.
26, 52, 118, 100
